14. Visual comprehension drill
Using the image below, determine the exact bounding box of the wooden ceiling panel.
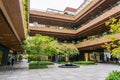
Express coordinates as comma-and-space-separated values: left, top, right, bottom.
0, 11, 23, 51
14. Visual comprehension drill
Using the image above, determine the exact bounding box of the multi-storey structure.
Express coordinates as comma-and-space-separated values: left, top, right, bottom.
0, 0, 120, 65
29, 0, 120, 62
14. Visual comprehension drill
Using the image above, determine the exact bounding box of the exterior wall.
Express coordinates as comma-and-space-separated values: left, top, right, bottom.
79, 49, 104, 61
0, 44, 9, 66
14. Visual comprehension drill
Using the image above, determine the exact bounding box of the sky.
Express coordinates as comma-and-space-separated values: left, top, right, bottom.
30, 0, 84, 11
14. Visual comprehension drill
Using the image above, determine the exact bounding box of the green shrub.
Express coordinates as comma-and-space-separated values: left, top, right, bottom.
106, 70, 120, 80
29, 62, 48, 69
29, 61, 54, 65
29, 64, 48, 69
29, 61, 54, 69
72, 61, 95, 65
39, 61, 54, 65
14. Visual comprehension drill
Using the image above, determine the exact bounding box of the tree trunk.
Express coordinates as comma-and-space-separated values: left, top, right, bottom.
65, 55, 69, 63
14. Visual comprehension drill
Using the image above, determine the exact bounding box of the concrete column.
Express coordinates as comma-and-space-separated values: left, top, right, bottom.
85, 53, 88, 61
96, 53, 100, 62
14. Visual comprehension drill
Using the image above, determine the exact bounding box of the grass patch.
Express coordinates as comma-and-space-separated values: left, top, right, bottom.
72, 61, 96, 65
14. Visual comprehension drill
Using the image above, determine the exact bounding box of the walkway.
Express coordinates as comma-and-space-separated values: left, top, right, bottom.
0, 60, 120, 80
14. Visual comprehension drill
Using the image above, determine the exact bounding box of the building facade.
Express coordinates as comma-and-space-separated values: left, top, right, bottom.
29, 0, 120, 62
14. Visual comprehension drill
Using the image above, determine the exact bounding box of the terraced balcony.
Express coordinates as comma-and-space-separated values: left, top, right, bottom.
30, 0, 119, 28
29, 3, 120, 39
76, 33, 120, 50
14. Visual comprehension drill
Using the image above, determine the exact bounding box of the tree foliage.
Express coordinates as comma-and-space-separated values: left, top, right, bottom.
23, 34, 58, 61
105, 18, 120, 33
57, 43, 79, 56
23, 34, 79, 61
56, 43, 79, 62
103, 18, 120, 58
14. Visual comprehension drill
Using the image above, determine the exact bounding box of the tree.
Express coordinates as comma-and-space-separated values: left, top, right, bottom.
103, 18, 120, 58
56, 43, 79, 63
23, 34, 58, 61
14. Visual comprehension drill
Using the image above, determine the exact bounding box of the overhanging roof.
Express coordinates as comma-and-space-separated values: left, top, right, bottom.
0, 0, 28, 51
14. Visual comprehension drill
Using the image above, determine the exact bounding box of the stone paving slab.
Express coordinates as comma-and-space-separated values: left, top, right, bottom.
0, 60, 120, 80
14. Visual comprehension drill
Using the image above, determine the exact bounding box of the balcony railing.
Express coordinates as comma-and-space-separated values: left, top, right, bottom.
30, 1, 120, 30
29, 23, 76, 30
75, 32, 114, 46
76, 33, 120, 50
75, 1, 120, 29
30, 0, 93, 16
30, 1, 120, 31
75, 0, 93, 15
30, 8, 75, 17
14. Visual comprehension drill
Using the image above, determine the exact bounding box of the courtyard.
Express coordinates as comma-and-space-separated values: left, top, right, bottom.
0, 60, 120, 80
0, 0, 120, 80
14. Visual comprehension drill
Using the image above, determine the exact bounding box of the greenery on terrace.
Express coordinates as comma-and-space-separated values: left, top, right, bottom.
23, 0, 29, 34
73, 32, 110, 45
74, 19, 120, 47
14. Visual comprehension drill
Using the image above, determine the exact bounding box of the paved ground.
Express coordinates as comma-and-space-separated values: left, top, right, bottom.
0, 60, 120, 80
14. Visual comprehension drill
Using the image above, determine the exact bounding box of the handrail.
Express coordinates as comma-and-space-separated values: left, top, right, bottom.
30, 0, 93, 16
30, 8, 74, 16
76, 1, 120, 29
30, 2, 120, 31
29, 23, 76, 30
